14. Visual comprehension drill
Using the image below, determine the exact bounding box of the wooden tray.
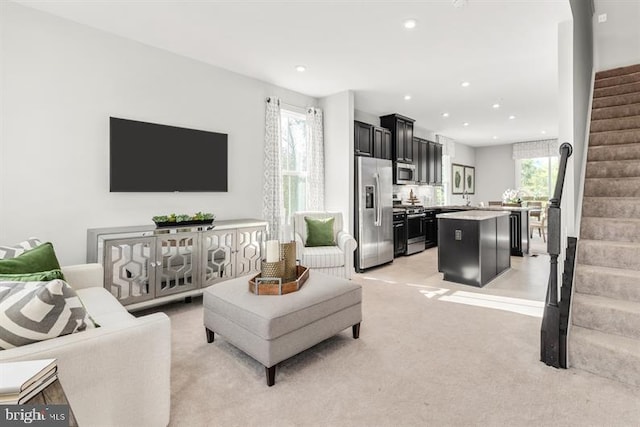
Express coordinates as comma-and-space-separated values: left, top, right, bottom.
249, 265, 309, 295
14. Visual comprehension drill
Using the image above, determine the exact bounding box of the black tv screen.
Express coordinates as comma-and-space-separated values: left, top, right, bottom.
110, 117, 228, 192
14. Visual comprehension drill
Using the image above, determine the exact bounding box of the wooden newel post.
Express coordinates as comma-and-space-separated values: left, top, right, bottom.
540, 142, 572, 368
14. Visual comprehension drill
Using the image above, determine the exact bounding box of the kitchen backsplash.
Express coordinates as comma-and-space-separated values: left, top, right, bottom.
393, 185, 441, 206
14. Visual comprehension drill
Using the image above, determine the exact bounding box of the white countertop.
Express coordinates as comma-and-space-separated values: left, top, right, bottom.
436, 210, 511, 221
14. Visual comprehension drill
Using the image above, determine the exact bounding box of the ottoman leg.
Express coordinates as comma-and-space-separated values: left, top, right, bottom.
266, 366, 276, 387
205, 328, 215, 343
352, 323, 360, 339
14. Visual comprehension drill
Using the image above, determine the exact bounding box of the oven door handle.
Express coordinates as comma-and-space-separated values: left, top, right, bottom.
407, 214, 426, 219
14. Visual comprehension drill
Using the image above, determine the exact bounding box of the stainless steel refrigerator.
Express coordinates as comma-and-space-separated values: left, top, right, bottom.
355, 157, 394, 272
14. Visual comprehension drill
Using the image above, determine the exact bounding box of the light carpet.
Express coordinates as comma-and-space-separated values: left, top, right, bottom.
148, 249, 640, 426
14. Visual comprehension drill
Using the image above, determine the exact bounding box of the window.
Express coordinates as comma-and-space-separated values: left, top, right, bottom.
516, 156, 559, 200
280, 109, 308, 222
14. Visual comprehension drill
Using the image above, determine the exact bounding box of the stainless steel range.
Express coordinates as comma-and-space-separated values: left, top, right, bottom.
393, 205, 426, 255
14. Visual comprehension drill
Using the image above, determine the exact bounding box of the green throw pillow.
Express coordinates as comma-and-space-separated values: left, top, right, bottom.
0, 269, 64, 282
304, 217, 336, 247
0, 242, 63, 277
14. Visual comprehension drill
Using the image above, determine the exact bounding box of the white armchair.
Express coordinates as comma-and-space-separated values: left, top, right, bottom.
292, 211, 357, 279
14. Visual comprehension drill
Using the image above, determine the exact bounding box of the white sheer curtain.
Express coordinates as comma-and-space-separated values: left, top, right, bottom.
262, 97, 283, 240
305, 107, 324, 210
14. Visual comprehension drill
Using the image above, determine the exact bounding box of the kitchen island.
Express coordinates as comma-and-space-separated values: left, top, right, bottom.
437, 210, 510, 287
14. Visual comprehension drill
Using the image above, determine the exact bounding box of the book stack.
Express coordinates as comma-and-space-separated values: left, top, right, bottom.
0, 359, 58, 405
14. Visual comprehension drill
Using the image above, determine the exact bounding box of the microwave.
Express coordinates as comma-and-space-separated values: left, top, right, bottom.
395, 162, 416, 185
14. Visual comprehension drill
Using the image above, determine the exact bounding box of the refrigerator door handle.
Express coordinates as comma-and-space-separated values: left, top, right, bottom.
374, 173, 381, 227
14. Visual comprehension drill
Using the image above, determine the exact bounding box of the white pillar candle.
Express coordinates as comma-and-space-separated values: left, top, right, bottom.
265, 240, 280, 262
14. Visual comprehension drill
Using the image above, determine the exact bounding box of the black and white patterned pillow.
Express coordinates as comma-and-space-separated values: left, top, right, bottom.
0, 238, 42, 260
0, 279, 96, 350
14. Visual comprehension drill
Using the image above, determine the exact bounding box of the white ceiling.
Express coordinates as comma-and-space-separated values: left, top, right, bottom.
14, 0, 573, 147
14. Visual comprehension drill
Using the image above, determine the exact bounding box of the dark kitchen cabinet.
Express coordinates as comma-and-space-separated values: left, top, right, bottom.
354, 121, 373, 157
424, 210, 438, 249
427, 141, 443, 185
413, 138, 429, 184
380, 114, 415, 163
509, 211, 529, 256
373, 126, 392, 160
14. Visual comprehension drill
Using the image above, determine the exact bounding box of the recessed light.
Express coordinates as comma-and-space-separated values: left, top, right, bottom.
509, 115, 516, 120
442, 112, 450, 118
493, 136, 498, 140
295, 65, 306, 72
452, 0, 468, 8
403, 19, 417, 29
404, 94, 412, 101
492, 103, 500, 109
463, 122, 469, 127
541, 130, 547, 134
461, 81, 470, 88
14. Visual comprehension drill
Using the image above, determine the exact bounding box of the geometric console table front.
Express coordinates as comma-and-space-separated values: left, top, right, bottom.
87, 219, 267, 311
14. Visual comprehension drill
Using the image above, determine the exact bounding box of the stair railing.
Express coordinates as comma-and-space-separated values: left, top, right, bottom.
540, 142, 573, 368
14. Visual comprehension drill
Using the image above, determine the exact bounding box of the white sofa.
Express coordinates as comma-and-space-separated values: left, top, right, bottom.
0, 264, 171, 427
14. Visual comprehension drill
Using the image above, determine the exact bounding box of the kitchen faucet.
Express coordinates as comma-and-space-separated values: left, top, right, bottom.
463, 190, 471, 206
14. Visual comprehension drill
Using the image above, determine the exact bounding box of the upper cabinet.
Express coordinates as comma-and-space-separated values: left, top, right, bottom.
380, 114, 415, 163
355, 121, 392, 160
427, 141, 443, 185
373, 126, 393, 160
412, 137, 429, 184
354, 121, 373, 157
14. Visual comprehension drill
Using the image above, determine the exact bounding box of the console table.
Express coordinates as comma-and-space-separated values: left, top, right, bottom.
87, 219, 267, 310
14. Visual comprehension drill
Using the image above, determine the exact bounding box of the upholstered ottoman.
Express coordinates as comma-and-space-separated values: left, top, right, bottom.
203, 271, 362, 386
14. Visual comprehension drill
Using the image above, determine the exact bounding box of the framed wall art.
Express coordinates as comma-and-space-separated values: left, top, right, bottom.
464, 166, 475, 194
452, 164, 464, 194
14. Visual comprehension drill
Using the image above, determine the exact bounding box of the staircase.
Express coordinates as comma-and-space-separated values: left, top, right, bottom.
570, 63, 640, 387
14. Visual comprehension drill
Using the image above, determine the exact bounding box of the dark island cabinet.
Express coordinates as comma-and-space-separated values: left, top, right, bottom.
380, 114, 415, 163
373, 126, 393, 160
354, 121, 373, 157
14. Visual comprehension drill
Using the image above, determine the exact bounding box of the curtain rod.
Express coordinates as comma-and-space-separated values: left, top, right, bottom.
266, 97, 317, 114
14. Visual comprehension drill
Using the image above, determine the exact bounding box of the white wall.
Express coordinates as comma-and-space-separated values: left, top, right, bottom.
569, 0, 594, 214
354, 109, 379, 127
593, 1, 640, 71
320, 91, 354, 234
474, 144, 515, 205
0, 3, 317, 264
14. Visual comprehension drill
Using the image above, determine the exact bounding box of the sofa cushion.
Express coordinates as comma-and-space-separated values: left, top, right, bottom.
0, 279, 96, 350
75, 287, 133, 326
0, 238, 42, 260
302, 246, 345, 268
0, 243, 63, 277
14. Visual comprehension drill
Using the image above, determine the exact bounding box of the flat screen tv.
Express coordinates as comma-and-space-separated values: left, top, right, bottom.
110, 117, 228, 192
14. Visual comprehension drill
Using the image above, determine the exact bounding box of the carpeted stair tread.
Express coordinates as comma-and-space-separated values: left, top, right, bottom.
591, 102, 640, 120
582, 197, 640, 218
572, 293, 640, 340
589, 129, 640, 146
575, 264, 640, 303
596, 63, 640, 80
585, 159, 640, 178
581, 217, 640, 243
569, 325, 640, 387
595, 71, 640, 89
594, 81, 640, 99
590, 114, 640, 133
578, 239, 640, 271
584, 177, 640, 197
588, 143, 640, 161
592, 91, 640, 109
